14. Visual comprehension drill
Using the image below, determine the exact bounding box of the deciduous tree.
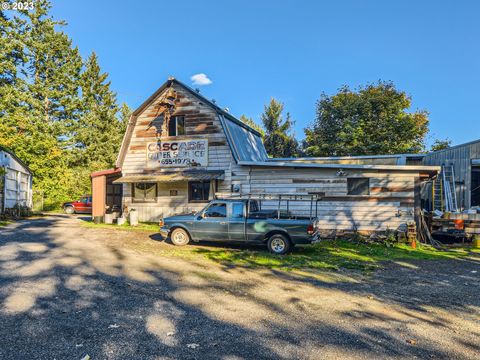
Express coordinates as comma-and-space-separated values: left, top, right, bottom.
304, 81, 429, 156
430, 138, 451, 152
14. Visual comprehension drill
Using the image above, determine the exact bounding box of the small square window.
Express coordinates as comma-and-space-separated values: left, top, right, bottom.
168, 116, 185, 137
347, 178, 370, 195
170, 189, 178, 196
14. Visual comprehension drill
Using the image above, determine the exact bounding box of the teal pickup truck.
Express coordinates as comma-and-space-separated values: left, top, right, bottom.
159, 198, 319, 254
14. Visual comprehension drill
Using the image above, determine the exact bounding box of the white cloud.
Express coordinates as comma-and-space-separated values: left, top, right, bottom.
191, 73, 212, 86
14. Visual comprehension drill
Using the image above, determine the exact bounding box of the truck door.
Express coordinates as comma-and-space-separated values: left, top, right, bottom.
86, 196, 92, 213
194, 202, 228, 241
76, 197, 88, 213
228, 202, 246, 241
246, 200, 268, 242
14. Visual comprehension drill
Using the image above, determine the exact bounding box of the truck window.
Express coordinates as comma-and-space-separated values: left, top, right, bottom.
231, 203, 244, 218
204, 203, 226, 218
249, 200, 259, 213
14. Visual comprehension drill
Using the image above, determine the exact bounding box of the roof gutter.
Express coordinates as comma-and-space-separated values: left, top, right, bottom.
237, 160, 441, 173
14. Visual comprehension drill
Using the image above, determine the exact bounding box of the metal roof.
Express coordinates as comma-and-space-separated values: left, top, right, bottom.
219, 114, 268, 162
271, 154, 427, 161
113, 170, 224, 183
116, 77, 264, 167
237, 160, 440, 175
425, 138, 480, 156
90, 168, 122, 178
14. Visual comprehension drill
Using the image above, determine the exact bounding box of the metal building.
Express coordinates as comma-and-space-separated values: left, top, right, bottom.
422, 139, 480, 209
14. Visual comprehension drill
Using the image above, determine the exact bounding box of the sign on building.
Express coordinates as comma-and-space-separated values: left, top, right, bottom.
147, 139, 208, 168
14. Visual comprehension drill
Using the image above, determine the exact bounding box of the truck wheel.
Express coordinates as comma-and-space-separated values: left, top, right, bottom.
64, 206, 75, 214
170, 228, 190, 246
267, 234, 291, 255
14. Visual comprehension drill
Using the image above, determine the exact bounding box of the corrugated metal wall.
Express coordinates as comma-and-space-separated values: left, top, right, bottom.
423, 140, 480, 209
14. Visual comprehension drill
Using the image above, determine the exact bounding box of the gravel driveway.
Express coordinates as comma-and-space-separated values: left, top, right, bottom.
0, 215, 479, 359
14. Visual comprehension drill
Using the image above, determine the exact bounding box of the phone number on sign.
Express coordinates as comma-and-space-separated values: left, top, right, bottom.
160, 158, 191, 166
2, 2, 35, 10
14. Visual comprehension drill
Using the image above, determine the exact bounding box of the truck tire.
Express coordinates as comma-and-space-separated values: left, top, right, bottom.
170, 228, 190, 246
267, 234, 292, 255
64, 206, 75, 214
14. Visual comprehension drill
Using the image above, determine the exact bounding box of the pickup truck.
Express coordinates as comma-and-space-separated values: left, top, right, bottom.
62, 195, 92, 214
159, 199, 318, 254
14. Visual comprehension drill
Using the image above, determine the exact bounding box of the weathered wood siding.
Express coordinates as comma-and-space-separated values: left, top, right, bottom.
118, 80, 428, 229
121, 83, 236, 221
247, 167, 418, 232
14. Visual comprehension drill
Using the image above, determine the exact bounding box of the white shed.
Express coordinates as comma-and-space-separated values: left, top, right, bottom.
0, 146, 33, 213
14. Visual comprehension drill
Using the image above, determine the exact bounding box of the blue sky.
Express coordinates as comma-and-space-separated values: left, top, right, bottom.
51, 0, 479, 147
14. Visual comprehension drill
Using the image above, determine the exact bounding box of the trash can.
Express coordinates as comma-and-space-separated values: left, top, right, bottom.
129, 210, 138, 226
104, 213, 114, 224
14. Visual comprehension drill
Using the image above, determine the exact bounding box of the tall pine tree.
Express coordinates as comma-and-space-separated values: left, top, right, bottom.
75, 52, 125, 169
239, 114, 264, 137
0, 1, 128, 208
261, 98, 298, 158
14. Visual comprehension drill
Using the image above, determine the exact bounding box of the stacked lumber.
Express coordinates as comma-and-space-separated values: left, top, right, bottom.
431, 212, 480, 237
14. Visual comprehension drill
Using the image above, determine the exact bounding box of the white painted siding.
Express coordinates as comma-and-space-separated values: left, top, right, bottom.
0, 149, 32, 211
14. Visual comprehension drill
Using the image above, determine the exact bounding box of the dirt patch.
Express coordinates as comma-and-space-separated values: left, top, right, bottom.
0, 215, 479, 359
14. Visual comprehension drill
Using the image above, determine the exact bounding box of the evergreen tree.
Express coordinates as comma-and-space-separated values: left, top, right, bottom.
75, 52, 124, 168
261, 99, 298, 157
0, 8, 29, 150
24, 0, 83, 137
239, 114, 264, 137
0, 1, 127, 208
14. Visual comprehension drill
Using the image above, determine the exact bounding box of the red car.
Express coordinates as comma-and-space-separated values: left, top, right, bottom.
62, 195, 92, 214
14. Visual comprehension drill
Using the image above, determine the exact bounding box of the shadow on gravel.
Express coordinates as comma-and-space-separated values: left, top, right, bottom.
0, 216, 478, 359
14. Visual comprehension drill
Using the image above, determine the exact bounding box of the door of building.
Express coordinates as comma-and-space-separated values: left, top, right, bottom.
471, 166, 480, 207
106, 175, 123, 211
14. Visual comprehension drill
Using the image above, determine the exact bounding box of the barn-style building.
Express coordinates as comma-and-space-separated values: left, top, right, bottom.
93, 77, 439, 233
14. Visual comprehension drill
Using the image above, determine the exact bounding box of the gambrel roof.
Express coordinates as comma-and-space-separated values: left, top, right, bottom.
116, 77, 268, 168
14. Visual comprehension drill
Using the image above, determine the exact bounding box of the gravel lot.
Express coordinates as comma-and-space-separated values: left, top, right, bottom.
0, 215, 479, 359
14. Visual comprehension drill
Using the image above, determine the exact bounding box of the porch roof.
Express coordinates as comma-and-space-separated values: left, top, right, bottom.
112, 170, 224, 184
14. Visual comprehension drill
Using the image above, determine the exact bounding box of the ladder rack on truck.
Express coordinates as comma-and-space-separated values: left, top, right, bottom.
215, 193, 322, 221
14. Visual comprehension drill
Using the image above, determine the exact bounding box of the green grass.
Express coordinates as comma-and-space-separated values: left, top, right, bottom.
81, 220, 159, 232
78, 219, 479, 272
0, 220, 13, 227
192, 240, 479, 272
